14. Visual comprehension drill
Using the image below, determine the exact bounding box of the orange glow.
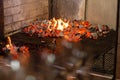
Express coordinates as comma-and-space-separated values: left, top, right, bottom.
4, 37, 30, 60
23, 18, 110, 42
6, 44, 10, 49
7, 36, 12, 47
6, 36, 13, 49
57, 18, 69, 31
48, 18, 69, 31
53, 18, 57, 28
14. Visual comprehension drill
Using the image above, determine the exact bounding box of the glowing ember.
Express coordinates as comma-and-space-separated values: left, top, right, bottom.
6, 36, 13, 49
3, 36, 29, 60
47, 18, 69, 31
7, 36, 12, 46
23, 18, 110, 42
57, 18, 69, 31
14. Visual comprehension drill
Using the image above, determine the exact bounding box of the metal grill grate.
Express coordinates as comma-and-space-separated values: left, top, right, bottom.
92, 48, 115, 75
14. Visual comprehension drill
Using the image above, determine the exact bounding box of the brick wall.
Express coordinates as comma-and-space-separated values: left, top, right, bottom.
4, 0, 49, 34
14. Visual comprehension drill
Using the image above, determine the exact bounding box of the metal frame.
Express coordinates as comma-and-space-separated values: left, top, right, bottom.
115, 0, 120, 79
0, 0, 119, 79
0, 0, 4, 39
48, 0, 53, 19
92, 48, 115, 75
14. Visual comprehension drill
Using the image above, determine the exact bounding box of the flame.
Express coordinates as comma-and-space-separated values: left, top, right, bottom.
6, 44, 10, 49
7, 36, 12, 47
23, 18, 110, 42
53, 18, 57, 28
3, 36, 30, 60
6, 36, 13, 49
48, 18, 69, 31
6, 36, 18, 59
57, 18, 69, 31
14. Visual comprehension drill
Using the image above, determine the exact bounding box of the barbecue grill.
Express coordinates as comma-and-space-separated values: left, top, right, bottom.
0, 0, 119, 80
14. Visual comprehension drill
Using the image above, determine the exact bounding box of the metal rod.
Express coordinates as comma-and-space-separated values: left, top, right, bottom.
0, 0, 4, 39
49, 0, 53, 19
114, 0, 119, 79
84, 0, 88, 20
102, 53, 105, 70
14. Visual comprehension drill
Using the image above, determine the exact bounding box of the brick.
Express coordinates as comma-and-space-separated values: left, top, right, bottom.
21, 20, 29, 27
36, 2, 49, 16
37, 8, 43, 16
4, 0, 49, 33
3, 0, 13, 8
4, 24, 13, 33
4, 16, 13, 25
22, 10, 30, 20
4, 7, 13, 16
12, 0, 21, 6
28, 2, 38, 11
22, 4, 30, 20
12, 21, 22, 30
37, 4, 43, 12
13, 13, 24, 22
21, 0, 37, 4
41, 13, 49, 19
29, 9, 38, 18
12, 6, 23, 15
21, 19, 34, 27
21, 0, 29, 4
21, 4, 30, 12
42, 0, 48, 7
42, 6, 49, 15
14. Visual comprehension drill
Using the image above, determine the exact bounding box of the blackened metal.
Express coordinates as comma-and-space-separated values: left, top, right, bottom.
0, 30, 115, 79
0, 0, 4, 39
114, 0, 120, 79
102, 53, 105, 70
49, 0, 53, 19
92, 48, 115, 75
90, 30, 116, 75
84, 0, 88, 20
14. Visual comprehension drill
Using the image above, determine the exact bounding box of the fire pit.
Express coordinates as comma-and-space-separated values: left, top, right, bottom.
22, 18, 110, 42
0, 19, 115, 80
0, 0, 118, 80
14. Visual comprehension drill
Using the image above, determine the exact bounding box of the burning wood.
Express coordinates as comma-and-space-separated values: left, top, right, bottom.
7, 36, 12, 47
2, 36, 29, 60
23, 18, 111, 42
